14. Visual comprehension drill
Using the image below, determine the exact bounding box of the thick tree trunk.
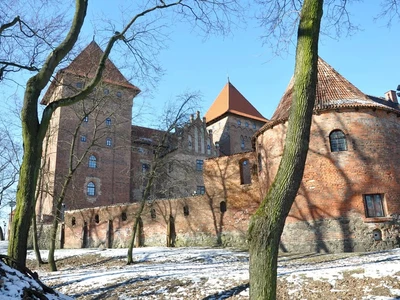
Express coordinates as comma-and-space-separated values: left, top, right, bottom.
248, 0, 323, 299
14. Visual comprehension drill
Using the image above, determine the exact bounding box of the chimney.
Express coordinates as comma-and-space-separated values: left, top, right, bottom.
196, 111, 200, 119
385, 90, 398, 103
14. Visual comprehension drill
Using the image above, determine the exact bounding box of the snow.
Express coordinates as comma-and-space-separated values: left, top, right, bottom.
0, 241, 400, 299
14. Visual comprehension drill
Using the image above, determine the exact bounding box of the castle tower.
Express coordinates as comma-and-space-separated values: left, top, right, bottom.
37, 42, 140, 220
205, 81, 268, 156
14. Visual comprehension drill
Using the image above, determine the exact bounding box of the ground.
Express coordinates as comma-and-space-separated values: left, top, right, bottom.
1, 241, 400, 299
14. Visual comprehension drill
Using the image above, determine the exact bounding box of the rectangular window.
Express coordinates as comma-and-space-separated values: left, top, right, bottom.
364, 194, 385, 217
80, 135, 87, 142
196, 186, 205, 195
196, 159, 204, 171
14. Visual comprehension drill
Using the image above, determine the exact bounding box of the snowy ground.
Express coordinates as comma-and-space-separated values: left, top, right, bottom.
1, 241, 400, 299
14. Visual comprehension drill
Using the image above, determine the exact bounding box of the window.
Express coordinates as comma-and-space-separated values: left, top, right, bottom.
240, 159, 251, 185
241, 135, 245, 150
76, 82, 84, 89
330, 130, 347, 152
237, 120, 241, 126
142, 163, 150, 173
80, 135, 87, 142
220, 201, 227, 213
71, 217, 76, 227
87, 182, 96, 196
116, 91, 122, 98
253, 123, 256, 129
196, 186, 205, 195
150, 208, 156, 219
196, 159, 204, 171
258, 153, 262, 172
94, 214, 100, 224
106, 137, 112, 147
183, 205, 189, 216
88, 155, 97, 168
188, 135, 192, 150
121, 212, 127, 221
106, 118, 112, 126
245, 122, 249, 127
83, 116, 89, 123
207, 144, 211, 155
104, 88, 109, 95
364, 194, 385, 218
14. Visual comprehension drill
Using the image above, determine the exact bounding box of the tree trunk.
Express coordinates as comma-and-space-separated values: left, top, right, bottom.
48, 201, 63, 271
248, 0, 323, 299
32, 211, 45, 267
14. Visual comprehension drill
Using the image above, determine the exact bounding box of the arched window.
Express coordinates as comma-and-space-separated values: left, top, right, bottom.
188, 135, 192, 150
88, 155, 97, 168
87, 182, 96, 196
240, 135, 245, 149
220, 201, 227, 213
329, 130, 347, 152
183, 205, 189, 216
106, 137, 112, 147
240, 159, 251, 185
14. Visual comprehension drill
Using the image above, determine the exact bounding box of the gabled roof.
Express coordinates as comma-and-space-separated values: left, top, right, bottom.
41, 41, 139, 104
258, 57, 400, 135
205, 81, 268, 124
62, 41, 137, 90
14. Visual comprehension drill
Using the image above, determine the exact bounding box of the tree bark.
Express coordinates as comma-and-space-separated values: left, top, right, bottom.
248, 0, 323, 299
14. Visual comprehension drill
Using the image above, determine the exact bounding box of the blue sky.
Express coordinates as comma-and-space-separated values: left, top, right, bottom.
81, 1, 400, 125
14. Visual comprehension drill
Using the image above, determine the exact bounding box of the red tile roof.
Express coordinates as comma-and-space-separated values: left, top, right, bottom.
62, 41, 138, 90
41, 41, 139, 104
257, 57, 400, 135
205, 82, 268, 124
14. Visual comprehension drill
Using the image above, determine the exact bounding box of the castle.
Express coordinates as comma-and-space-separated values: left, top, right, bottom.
36, 42, 400, 252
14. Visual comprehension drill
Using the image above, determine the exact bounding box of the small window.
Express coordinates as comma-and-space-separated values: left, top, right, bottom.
71, 217, 76, 227
87, 182, 96, 196
76, 82, 84, 89
183, 205, 189, 216
196, 159, 204, 171
207, 144, 211, 155
94, 214, 100, 224
364, 194, 385, 218
83, 116, 89, 123
253, 123, 256, 129
240, 159, 251, 185
106, 118, 112, 126
80, 135, 87, 142
237, 120, 241, 126
196, 186, 205, 195
188, 135, 192, 150
116, 91, 122, 98
142, 163, 150, 173
88, 155, 97, 168
258, 153, 262, 172
106, 137, 112, 147
220, 201, 227, 213
150, 208, 156, 219
104, 88, 109, 95
121, 212, 127, 221
330, 130, 347, 152
241, 135, 245, 150
245, 122, 249, 127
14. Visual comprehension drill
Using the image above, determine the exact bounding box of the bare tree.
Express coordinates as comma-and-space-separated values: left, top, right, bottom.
1, 0, 241, 266
249, 0, 400, 298
127, 92, 200, 264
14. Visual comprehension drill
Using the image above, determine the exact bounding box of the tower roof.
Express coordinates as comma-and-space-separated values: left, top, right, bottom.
41, 41, 139, 104
62, 41, 138, 90
257, 57, 400, 135
205, 81, 268, 124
